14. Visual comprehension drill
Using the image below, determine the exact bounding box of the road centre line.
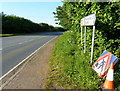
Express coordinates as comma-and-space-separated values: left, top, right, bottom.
18, 39, 34, 44
18, 36, 48, 45
2, 36, 47, 50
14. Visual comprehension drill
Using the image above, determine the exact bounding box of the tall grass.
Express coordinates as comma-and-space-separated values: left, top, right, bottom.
46, 31, 120, 90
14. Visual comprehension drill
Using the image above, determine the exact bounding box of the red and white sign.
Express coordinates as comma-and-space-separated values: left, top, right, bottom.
92, 53, 112, 78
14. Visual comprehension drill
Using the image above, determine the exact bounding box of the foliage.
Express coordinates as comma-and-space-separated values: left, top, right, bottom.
39, 23, 49, 32
54, 27, 66, 32
1, 12, 66, 34
47, 2, 120, 90
0, 34, 15, 37
47, 32, 102, 89
54, 2, 120, 39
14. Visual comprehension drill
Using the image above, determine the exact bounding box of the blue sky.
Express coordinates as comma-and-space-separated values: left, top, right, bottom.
1, 2, 63, 27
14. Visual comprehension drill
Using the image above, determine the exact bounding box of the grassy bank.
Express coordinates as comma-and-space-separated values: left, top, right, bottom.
0, 33, 32, 37
46, 31, 120, 90
0, 34, 16, 37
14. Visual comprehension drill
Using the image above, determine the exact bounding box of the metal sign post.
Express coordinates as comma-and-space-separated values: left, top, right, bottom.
81, 27, 83, 44
80, 12, 96, 63
91, 25, 95, 63
84, 26, 86, 53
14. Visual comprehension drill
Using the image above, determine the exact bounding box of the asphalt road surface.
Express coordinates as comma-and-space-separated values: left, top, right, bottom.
1, 32, 63, 77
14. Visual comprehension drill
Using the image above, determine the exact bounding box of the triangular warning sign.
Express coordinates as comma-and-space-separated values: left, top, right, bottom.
92, 52, 112, 78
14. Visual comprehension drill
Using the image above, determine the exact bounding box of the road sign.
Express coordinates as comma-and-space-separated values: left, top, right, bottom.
80, 12, 96, 63
81, 13, 96, 26
92, 50, 118, 78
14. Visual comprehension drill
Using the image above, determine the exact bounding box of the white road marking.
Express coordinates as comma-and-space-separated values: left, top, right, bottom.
28, 39, 34, 41
18, 40, 28, 44
0, 48, 2, 51
0, 36, 58, 89
18, 36, 47, 45
18, 39, 34, 45
2, 36, 48, 51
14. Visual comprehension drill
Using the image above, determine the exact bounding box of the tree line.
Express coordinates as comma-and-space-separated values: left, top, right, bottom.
54, 2, 120, 56
54, 2, 120, 39
1, 12, 66, 34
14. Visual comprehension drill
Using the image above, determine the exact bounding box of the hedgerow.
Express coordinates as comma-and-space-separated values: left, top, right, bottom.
47, 2, 120, 90
1, 12, 66, 34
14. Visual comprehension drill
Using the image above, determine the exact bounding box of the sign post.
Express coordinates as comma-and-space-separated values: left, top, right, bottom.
80, 12, 96, 63
81, 27, 83, 44
84, 26, 86, 53
91, 25, 95, 63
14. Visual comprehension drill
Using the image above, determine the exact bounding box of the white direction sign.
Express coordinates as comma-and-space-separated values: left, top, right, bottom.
81, 13, 96, 26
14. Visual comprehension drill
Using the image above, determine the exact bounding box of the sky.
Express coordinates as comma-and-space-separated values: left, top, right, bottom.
1, 1, 63, 27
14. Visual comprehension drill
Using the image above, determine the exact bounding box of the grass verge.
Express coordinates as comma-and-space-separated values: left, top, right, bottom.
46, 31, 120, 90
0, 34, 17, 37
0, 33, 32, 37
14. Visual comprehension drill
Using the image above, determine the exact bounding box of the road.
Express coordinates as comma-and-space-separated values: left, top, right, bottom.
1, 32, 63, 77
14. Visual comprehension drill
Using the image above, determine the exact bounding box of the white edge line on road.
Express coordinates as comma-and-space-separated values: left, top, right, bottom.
0, 36, 58, 81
